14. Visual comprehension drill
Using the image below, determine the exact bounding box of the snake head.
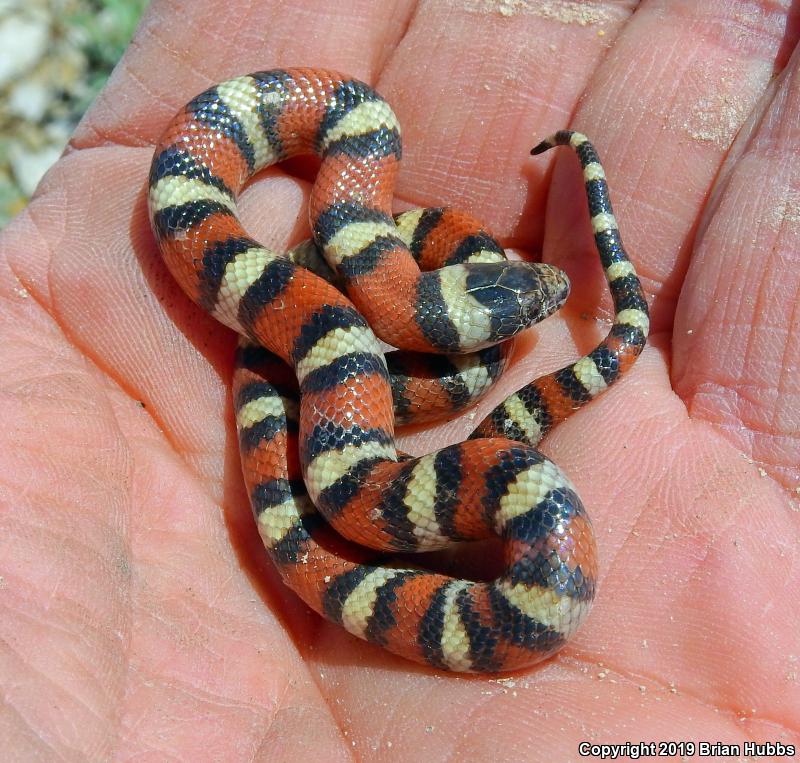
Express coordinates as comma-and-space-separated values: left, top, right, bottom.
461, 261, 570, 343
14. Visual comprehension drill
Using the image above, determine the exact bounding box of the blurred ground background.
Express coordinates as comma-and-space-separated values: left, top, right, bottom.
0, 0, 149, 226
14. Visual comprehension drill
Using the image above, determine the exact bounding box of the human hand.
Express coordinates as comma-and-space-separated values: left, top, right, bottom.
1, 1, 798, 759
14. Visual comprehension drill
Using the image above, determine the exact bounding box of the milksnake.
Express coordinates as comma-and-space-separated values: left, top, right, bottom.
148, 68, 649, 673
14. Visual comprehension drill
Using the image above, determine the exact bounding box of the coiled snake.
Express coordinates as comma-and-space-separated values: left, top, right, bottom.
147, 68, 649, 673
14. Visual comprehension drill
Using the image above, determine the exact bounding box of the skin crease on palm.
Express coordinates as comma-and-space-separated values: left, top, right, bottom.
0, 0, 799, 759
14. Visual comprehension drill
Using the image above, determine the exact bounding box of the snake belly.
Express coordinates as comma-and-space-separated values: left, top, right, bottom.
147, 68, 648, 673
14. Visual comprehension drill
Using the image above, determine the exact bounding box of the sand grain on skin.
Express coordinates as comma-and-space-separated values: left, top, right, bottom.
457, 0, 612, 25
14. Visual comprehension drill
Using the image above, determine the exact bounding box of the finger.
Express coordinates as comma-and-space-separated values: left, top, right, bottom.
381, 1, 637, 237
673, 44, 800, 492
380, 0, 639, 454
542, 0, 799, 331
70, 0, 418, 148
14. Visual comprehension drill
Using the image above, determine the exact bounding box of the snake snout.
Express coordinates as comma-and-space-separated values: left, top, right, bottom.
521, 263, 570, 323
464, 261, 570, 341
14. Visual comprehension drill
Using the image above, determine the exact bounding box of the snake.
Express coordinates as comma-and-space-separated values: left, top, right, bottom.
147, 68, 649, 673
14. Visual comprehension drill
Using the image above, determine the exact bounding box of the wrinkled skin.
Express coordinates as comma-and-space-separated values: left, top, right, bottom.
1, 1, 799, 759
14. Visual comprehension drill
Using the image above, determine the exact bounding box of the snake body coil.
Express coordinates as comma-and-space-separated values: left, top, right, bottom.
148, 68, 648, 672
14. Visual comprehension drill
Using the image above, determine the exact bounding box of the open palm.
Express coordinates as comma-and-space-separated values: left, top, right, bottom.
1, 1, 798, 759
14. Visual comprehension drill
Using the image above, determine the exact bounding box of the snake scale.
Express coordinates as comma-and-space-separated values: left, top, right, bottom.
147, 68, 649, 673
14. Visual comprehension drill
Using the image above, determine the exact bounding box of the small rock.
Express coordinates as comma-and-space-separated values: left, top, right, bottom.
0, 14, 51, 87
8, 80, 51, 122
